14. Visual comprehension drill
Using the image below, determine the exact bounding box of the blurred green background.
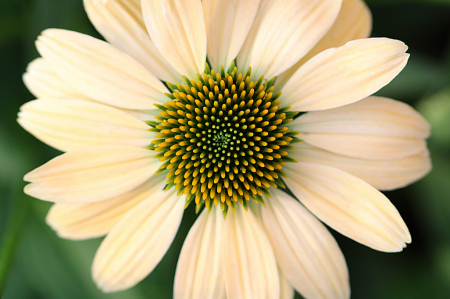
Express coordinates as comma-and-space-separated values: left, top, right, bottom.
1, 0, 450, 298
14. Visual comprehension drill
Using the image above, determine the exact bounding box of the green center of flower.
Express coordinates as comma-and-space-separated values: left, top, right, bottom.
148, 64, 298, 213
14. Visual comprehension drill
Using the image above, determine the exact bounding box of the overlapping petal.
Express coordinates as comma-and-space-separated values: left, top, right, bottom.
224, 205, 279, 299
24, 145, 159, 204
203, 0, 261, 71
36, 29, 168, 109
23, 58, 87, 99
84, 0, 180, 83
262, 189, 349, 299
285, 162, 411, 252
279, 270, 295, 299
92, 189, 184, 292
292, 142, 431, 191
18, 0, 432, 296
142, 0, 207, 78
291, 97, 430, 160
22, 58, 162, 122
276, 0, 372, 89
174, 207, 226, 299
281, 38, 409, 111
46, 174, 166, 240
18, 98, 153, 152
237, 0, 342, 79
124, 109, 160, 121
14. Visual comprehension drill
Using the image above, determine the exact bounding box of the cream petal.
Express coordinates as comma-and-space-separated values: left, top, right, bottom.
24, 145, 159, 204
224, 205, 279, 299
174, 207, 226, 299
292, 142, 432, 191
36, 29, 168, 110
291, 97, 430, 160
279, 270, 295, 299
142, 0, 206, 78
46, 174, 166, 240
92, 189, 184, 292
281, 38, 409, 111
18, 98, 153, 152
285, 162, 411, 252
23, 58, 87, 99
122, 108, 160, 121
237, 0, 342, 79
84, 0, 180, 83
262, 189, 349, 299
297, 135, 426, 161
276, 0, 372, 90
203, 0, 261, 71
22, 58, 162, 121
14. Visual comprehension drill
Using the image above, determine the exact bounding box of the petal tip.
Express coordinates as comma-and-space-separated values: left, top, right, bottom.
41, 28, 63, 38
379, 234, 411, 253
45, 206, 59, 228
23, 171, 36, 182
23, 183, 36, 197
93, 275, 120, 294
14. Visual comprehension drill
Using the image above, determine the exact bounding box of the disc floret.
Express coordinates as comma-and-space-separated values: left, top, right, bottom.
148, 63, 298, 213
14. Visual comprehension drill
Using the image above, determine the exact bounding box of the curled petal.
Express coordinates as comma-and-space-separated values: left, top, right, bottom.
18, 99, 153, 152
291, 97, 430, 160
84, 0, 180, 82
285, 162, 411, 252
46, 174, 166, 240
22, 58, 161, 121
36, 29, 168, 109
291, 142, 431, 191
93, 189, 184, 292
276, 0, 372, 89
262, 189, 349, 299
24, 145, 159, 204
281, 38, 409, 111
23, 58, 86, 99
237, 0, 342, 79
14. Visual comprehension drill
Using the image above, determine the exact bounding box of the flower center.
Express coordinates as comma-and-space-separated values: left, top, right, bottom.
148, 64, 298, 213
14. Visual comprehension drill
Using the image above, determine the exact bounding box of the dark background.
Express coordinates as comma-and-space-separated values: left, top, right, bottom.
1, 0, 450, 298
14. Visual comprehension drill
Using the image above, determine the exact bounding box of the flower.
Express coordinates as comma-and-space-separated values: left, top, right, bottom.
19, 0, 431, 298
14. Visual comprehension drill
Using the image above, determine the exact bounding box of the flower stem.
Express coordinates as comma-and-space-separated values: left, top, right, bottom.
0, 191, 30, 295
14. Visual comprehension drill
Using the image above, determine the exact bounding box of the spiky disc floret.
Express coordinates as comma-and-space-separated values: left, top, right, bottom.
148, 64, 298, 213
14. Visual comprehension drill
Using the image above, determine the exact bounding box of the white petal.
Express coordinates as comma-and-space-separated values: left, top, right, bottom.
237, 0, 342, 79
224, 205, 279, 299
174, 207, 226, 299
279, 270, 295, 299
36, 29, 168, 110
291, 97, 430, 160
24, 145, 159, 204
92, 189, 184, 292
18, 98, 153, 152
292, 142, 432, 191
285, 162, 411, 252
23, 58, 87, 99
262, 189, 350, 299
46, 174, 166, 240
281, 38, 409, 111
276, 0, 372, 90
203, 0, 261, 71
84, 0, 180, 83
142, 0, 206, 78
